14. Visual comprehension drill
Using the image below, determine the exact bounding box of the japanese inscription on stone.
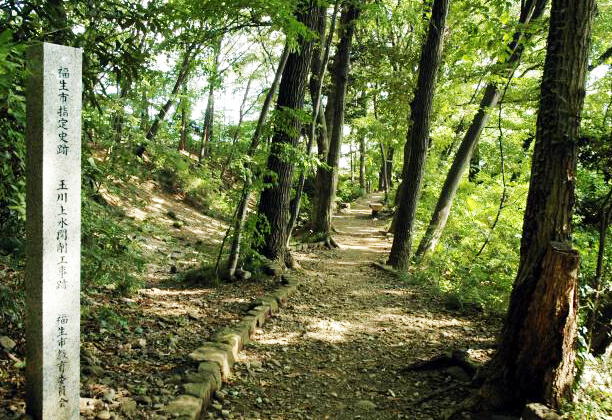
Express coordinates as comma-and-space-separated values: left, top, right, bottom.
25, 43, 82, 420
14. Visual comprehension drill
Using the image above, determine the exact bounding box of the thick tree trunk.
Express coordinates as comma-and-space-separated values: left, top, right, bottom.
256, 0, 318, 264
414, 0, 548, 260
449, 0, 596, 415
287, 1, 339, 243
225, 44, 290, 280
312, 2, 360, 237
387, 0, 449, 270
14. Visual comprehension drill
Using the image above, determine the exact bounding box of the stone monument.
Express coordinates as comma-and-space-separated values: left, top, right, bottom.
25, 42, 82, 420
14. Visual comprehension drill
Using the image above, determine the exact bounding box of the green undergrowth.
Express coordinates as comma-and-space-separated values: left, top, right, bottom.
563, 352, 612, 419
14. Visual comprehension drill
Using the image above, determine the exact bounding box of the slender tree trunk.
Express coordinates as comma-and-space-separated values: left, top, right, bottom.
414, 0, 548, 260
451, 0, 596, 414
225, 44, 290, 280
387, 0, 450, 270
312, 1, 361, 238
587, 187, 612, 355
256, 0, 319, 264
379, 142, 389, 203
178, 96, 188, 151
199, 80, 216, 161
359, 134, 366, 193
146, 42, 198, 142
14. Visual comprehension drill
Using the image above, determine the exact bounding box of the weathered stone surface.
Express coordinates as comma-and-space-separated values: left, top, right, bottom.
234, 320, 255, 340
184, 379, 216, 400
354, 400, 377, 411
243, 316, 259, 333
198, 362, 222, 388
212, 331, 243, 360
96, 410, 111, 419
25, 42, 82, 420
164, 395, 202, 420
259, 297, 279, 314
247, 308, 268, 327
522, 403, 561, 420
189, 348, 231, 381
0, 336, 16, 351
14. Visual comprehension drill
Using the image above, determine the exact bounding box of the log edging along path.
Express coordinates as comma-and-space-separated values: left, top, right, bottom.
162, 276, 300, 420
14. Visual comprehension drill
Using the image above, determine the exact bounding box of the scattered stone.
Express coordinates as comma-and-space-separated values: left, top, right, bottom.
522, 403, 561, 420
96, 410, 111, 419
102, 389, 116, 402
134, 338, 147, 348
212, 403, 223, 411
164, 395, 202, 420
0, 336, 16, 351
354, 400, 376, 411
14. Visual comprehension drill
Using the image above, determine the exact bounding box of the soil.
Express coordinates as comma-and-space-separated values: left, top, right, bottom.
0, 189, 501, 419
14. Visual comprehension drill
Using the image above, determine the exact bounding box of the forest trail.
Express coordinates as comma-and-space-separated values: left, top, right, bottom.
218, 194, 499, 420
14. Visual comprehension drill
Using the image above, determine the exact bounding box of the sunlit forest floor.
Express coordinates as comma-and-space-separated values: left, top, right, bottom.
1, 189, 503, 419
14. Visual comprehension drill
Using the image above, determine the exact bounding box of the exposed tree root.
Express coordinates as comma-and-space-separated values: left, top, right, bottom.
400, 349, 479, 377
371, 261, 398, 275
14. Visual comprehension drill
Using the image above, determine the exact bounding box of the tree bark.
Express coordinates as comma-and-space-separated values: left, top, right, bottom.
312, 1, 361, 237
146, 42, 198, 142
199, 40, 222, 161
450, 0, 596, 414
224, 44, 290, 280
587, 187, 612, 355
359, 134, 366, 193
387, 0, 450, 270
414, 0, 548, 260
256, 0, 319, 264
287, 0, 339, 243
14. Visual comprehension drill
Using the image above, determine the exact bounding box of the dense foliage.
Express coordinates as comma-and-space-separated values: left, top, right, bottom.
1, 0, 612, 416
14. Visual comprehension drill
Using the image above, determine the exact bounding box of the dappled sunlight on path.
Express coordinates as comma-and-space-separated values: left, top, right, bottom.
220, 194, 499, 420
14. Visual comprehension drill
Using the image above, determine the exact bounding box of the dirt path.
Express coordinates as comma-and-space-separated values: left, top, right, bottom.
210, 195, 499, 420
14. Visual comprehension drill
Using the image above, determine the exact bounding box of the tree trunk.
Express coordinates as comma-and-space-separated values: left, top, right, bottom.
586, 187, 612, 355
224, 44, 290, 280
451, 0, 596, 414
178, 85, 188, 151
287, 1, 339, 243
146, 42, 198, 142
379, 142, 389, 203
256, 0, 318, 264
199, 82, 216, 160
414, 0, 548, 260
387, 0, 449, 270
359, 134, 366, 193
312, 1, 361, 237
